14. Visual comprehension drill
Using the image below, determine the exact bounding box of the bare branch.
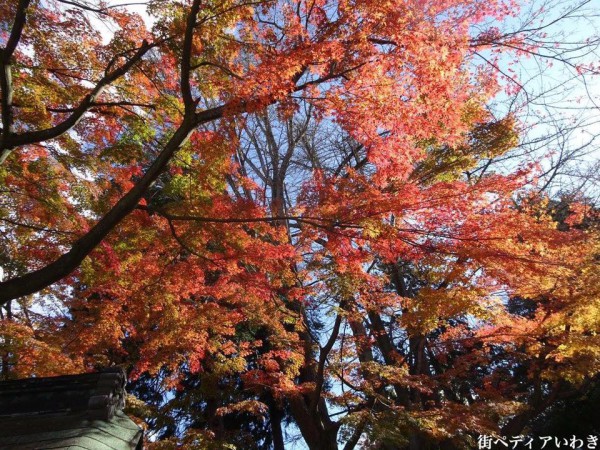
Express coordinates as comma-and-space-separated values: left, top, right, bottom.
310, 309, 343, 414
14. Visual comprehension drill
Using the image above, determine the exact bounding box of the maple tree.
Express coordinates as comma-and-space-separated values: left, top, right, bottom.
0, 0, 599, 449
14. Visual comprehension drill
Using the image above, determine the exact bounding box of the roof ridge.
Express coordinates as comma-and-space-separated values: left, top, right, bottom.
0, 368, 128, 421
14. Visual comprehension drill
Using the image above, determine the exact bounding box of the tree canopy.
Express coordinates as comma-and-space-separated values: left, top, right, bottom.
0, 0, 599, 449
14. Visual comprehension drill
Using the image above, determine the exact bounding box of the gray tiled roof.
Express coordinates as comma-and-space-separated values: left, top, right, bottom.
0, 369, 143, 450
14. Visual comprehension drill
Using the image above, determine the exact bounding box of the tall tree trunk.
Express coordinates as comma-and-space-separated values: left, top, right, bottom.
267, 395, 285, 450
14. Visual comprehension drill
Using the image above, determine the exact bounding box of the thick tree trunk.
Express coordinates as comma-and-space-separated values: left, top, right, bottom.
288, 395, 339, 450
266, 395, 285, 450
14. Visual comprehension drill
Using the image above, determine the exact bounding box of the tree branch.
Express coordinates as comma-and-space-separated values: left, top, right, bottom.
0, 40, 154, 157
0, 0, 31, 164
55, 0, 148, 15
0, 105, 221, 305
43, 101, 157, 113
181, 0, 202, 113
310, 309, 343, 414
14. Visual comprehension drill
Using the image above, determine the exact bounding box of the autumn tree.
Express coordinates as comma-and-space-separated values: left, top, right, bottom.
1, 0, 599, 449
